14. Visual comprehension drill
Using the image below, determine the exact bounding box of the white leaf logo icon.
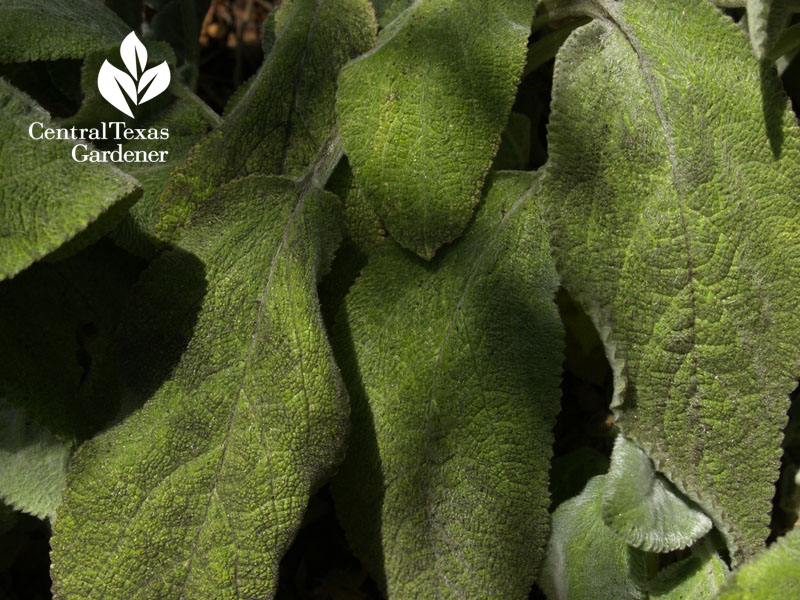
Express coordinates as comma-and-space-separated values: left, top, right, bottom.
97, 32, 171, 118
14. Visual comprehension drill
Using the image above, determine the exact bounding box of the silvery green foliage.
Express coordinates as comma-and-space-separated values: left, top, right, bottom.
0, 0, 798, 597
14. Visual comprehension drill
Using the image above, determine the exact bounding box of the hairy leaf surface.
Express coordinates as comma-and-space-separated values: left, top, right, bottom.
716, 527, 800, 599
541, 0, 800, 561
51, 175, 347, 599
602, 435, 712, 553
0, 400, 70, 521
156, 0, 376, 241
539, 476, 647, 600
333, 172, 563, 598
0, 78, 141, 281
112, 99, 211, 258
336, 0, 536, 259
0, 0, 129, 62
649, 541, 728, 600
747, 0, 788, 59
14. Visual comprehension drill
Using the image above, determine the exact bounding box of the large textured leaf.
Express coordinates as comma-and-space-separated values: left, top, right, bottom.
601, 434, 712, 553
0, 78, 141, 281
0, 400, 70, 521
156, 0, 376, 241
0, 0, 128, 62
539, 476, 647, 600
51, 175, 347, 599
716, 527, 800, 599
336, 0, 536, 259
541, 0, 800, 562
333, 172, 563, 598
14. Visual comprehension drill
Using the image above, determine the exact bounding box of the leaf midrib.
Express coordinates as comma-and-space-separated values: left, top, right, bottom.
417, 179, 536, 589
177, 187, 308, 599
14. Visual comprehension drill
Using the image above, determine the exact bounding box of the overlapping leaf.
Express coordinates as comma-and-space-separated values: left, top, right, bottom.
0, 78, 141, 281
336, 0, 537, 259
0, 400, 70, 521
51, 175, 347, 599
747, 0, 788, 60
112, 99, 212, 258
156, 0, 376, 242
333, 172, 563, 598
0, 0, 129, 62
649, 541, 728, 600
539, 476, 648, 600
541, 0, 800, 562
540, 475, 728, 600
601, 435, 712, 553
716, 527, 800, 599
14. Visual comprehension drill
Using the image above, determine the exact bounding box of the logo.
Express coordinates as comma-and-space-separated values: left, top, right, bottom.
97, 32, 170, 118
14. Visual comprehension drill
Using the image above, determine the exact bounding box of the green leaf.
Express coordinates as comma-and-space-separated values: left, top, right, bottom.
0, 0, 129, 62
602, 435, 712, 553
0, 240, 146, 440
649, 540, 728, 600
112, 99, 212, 258
156, 0, 376, 242
540, 0, 800, 562
370, 0, 412, 26
716, 527, 800, 599
0, 400, 70, 521
336, 0, 537, 259
539, 476, 647, 600
326, 157, 386, 257
549, 447, 610, 509
0, 79, 141, 281
747, 0, 789, 60
51, 174, 347, 600
332, 172, 563, 598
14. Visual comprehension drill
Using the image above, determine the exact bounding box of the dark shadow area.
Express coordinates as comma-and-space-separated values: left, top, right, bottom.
112, 245, 207, 421
548, 289, 615, 509
0, 513, 52, 600
761, 60, 788, 158
275, 485, 383, 599
768, 382, 800, 544
319, 289, 388, 595
0, 60, 83, 117
513, 47, 555, 172
0, 239, 149, 441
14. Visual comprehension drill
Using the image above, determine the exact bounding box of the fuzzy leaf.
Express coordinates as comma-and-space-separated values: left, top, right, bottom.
156, 0, 376, 242
0, 0, 129, 62
111, 100, 211, 258
539, 476, 647, 600
336, 0, 536, 259
333, 172, 563, 598
541, 0, 800, 562
0, 400, 70, 521
716, 527, 800, 599
51, 175, 347, 599
747, 0, 788, 60
649, 541, 728, 600
370, 0, 412, 26
0, 78, 141, 281
602, 435, 712, 553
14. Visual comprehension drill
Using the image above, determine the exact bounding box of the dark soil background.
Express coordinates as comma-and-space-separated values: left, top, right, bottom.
2, 3, 800, 599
